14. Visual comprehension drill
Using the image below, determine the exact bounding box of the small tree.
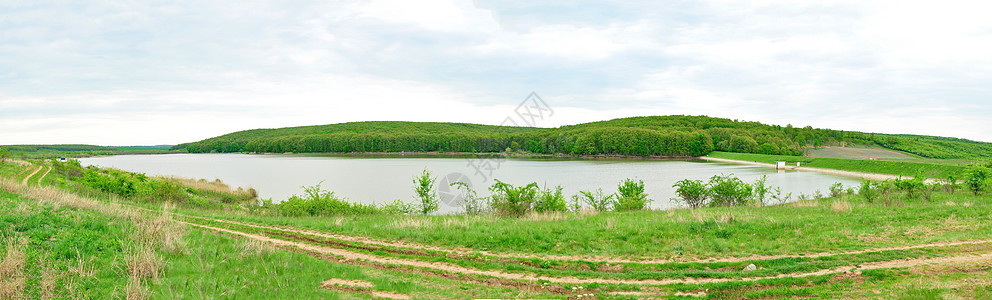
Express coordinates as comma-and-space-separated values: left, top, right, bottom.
752, 175, 771, 205
413, 169, 439, 214
672, 179, 709, 208
859, 180, 878, 203
964, 164, 992, 196
615, 178, 650, 211
0, 147, 9, 163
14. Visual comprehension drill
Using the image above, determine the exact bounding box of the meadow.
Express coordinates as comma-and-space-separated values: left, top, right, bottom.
2, 155, 991, 298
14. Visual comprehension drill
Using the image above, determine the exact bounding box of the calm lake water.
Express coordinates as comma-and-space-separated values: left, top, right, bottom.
79, 154, 861, 213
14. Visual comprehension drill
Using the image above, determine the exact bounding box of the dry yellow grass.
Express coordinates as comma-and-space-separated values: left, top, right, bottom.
831, 200, 852, 213
124, 277, 149, 300
39, 263, 57, 300
237, 239, 274, 259
790, 200, 819, 208
155, 176, 257, 198
0, 240, 26, 299
392, 218, 427, 229
523, 211, 567, 222
125, 245, 162, 280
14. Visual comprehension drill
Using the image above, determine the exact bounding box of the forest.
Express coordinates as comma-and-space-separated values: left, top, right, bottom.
173, 115, 992, 159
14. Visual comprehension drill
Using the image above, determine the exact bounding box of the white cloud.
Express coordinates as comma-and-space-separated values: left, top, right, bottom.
1, 0, 991, 145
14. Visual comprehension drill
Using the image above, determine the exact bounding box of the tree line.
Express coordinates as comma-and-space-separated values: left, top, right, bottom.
173, 115, 992, 159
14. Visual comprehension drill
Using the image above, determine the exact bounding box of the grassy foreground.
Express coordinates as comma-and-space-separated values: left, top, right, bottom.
2, 158, 992, 299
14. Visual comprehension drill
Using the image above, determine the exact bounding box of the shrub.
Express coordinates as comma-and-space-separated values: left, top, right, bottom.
277, 183, 378, 216
859, 180, 877, 203
707, 174, 753, 207
413, 169, 439, 214
829, 182, 845, 198
151, 179, 188, 203
489, 180, 539, 217
673, 179, 709, 208
379, 199, 415, 215
894, 175, 927, 201
963, 164, 992, 195
534, 185, 567, 213
450, 181, 487, 215
577, 188, 615, 212
615, 178, 650, 211
752, 175, 771, 206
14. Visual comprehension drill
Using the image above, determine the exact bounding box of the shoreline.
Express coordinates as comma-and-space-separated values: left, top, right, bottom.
700, 156, 943, 183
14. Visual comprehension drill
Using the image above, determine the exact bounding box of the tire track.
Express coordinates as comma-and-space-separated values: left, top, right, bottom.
177, 211, 992, 265
180, 219, 992, 286
34, 166, 51, 186
21, 166, 42, 185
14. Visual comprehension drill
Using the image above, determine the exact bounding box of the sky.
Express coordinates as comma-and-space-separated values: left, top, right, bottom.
2, 0, 991, 145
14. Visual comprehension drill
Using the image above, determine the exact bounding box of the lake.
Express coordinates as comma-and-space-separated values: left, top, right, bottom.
79, 154, 861, 213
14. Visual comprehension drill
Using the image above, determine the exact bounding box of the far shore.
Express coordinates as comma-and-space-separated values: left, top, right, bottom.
700, 156, 945, 183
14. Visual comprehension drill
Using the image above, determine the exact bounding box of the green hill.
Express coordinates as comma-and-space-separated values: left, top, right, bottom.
173, 115, 992, 159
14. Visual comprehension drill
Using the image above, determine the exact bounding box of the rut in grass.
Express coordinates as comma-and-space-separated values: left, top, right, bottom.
179, 218, 992, 287
171, 209, 992, 266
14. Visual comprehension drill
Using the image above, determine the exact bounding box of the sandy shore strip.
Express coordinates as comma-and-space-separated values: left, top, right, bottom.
700, 156, 943, 183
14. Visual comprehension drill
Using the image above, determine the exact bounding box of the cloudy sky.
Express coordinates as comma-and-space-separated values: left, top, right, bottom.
2, 0, 991, 145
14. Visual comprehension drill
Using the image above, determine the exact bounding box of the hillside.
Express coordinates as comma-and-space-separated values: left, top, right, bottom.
173, 115, 992, 159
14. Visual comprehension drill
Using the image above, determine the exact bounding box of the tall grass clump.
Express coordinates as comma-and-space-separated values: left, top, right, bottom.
413, 169, 439, 214
489, 180, 539, 217
614, 178, 650, 211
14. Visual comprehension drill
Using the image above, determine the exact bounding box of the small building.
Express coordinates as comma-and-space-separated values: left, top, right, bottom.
776, 161, 786, 169
57, 157, 67, 162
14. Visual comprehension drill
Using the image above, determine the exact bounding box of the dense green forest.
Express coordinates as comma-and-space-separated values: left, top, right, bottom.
173, 115, 992, 159
0, 144, 176, 158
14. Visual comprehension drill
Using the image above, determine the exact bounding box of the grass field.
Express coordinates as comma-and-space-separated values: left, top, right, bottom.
2, 159, 992, 299
707, 151, 970, 179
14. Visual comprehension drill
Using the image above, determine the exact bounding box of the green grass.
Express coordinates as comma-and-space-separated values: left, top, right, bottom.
169, 190, 992, 261
707, 151, 968, 178
0, 190, 128, 298
0, 180, 567, 299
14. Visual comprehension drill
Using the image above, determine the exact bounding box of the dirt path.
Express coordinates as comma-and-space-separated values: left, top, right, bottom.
21, 166, 43, 185
34, 166, 51, 186
701, 157, 942, 183
180, 219, 992, 286
180, 212, 992, 265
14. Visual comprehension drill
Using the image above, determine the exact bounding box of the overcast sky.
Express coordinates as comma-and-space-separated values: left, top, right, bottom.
2, 0, 991, 145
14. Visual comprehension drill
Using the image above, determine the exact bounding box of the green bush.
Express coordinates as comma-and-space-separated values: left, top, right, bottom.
489, 180, 539, 217
379, 199, 415, 215
963, 164, 992, 195
534, 185, 567, 213
829, 182, 845, 198
859, 180, 878, 203
277, 183, 378, 216
614, 178, 650, 211
673, 179, 709, 208
707, 174, 753, 207
450, 181, 487, 215
413, 169, 439, 214
577, 188, 615, 212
